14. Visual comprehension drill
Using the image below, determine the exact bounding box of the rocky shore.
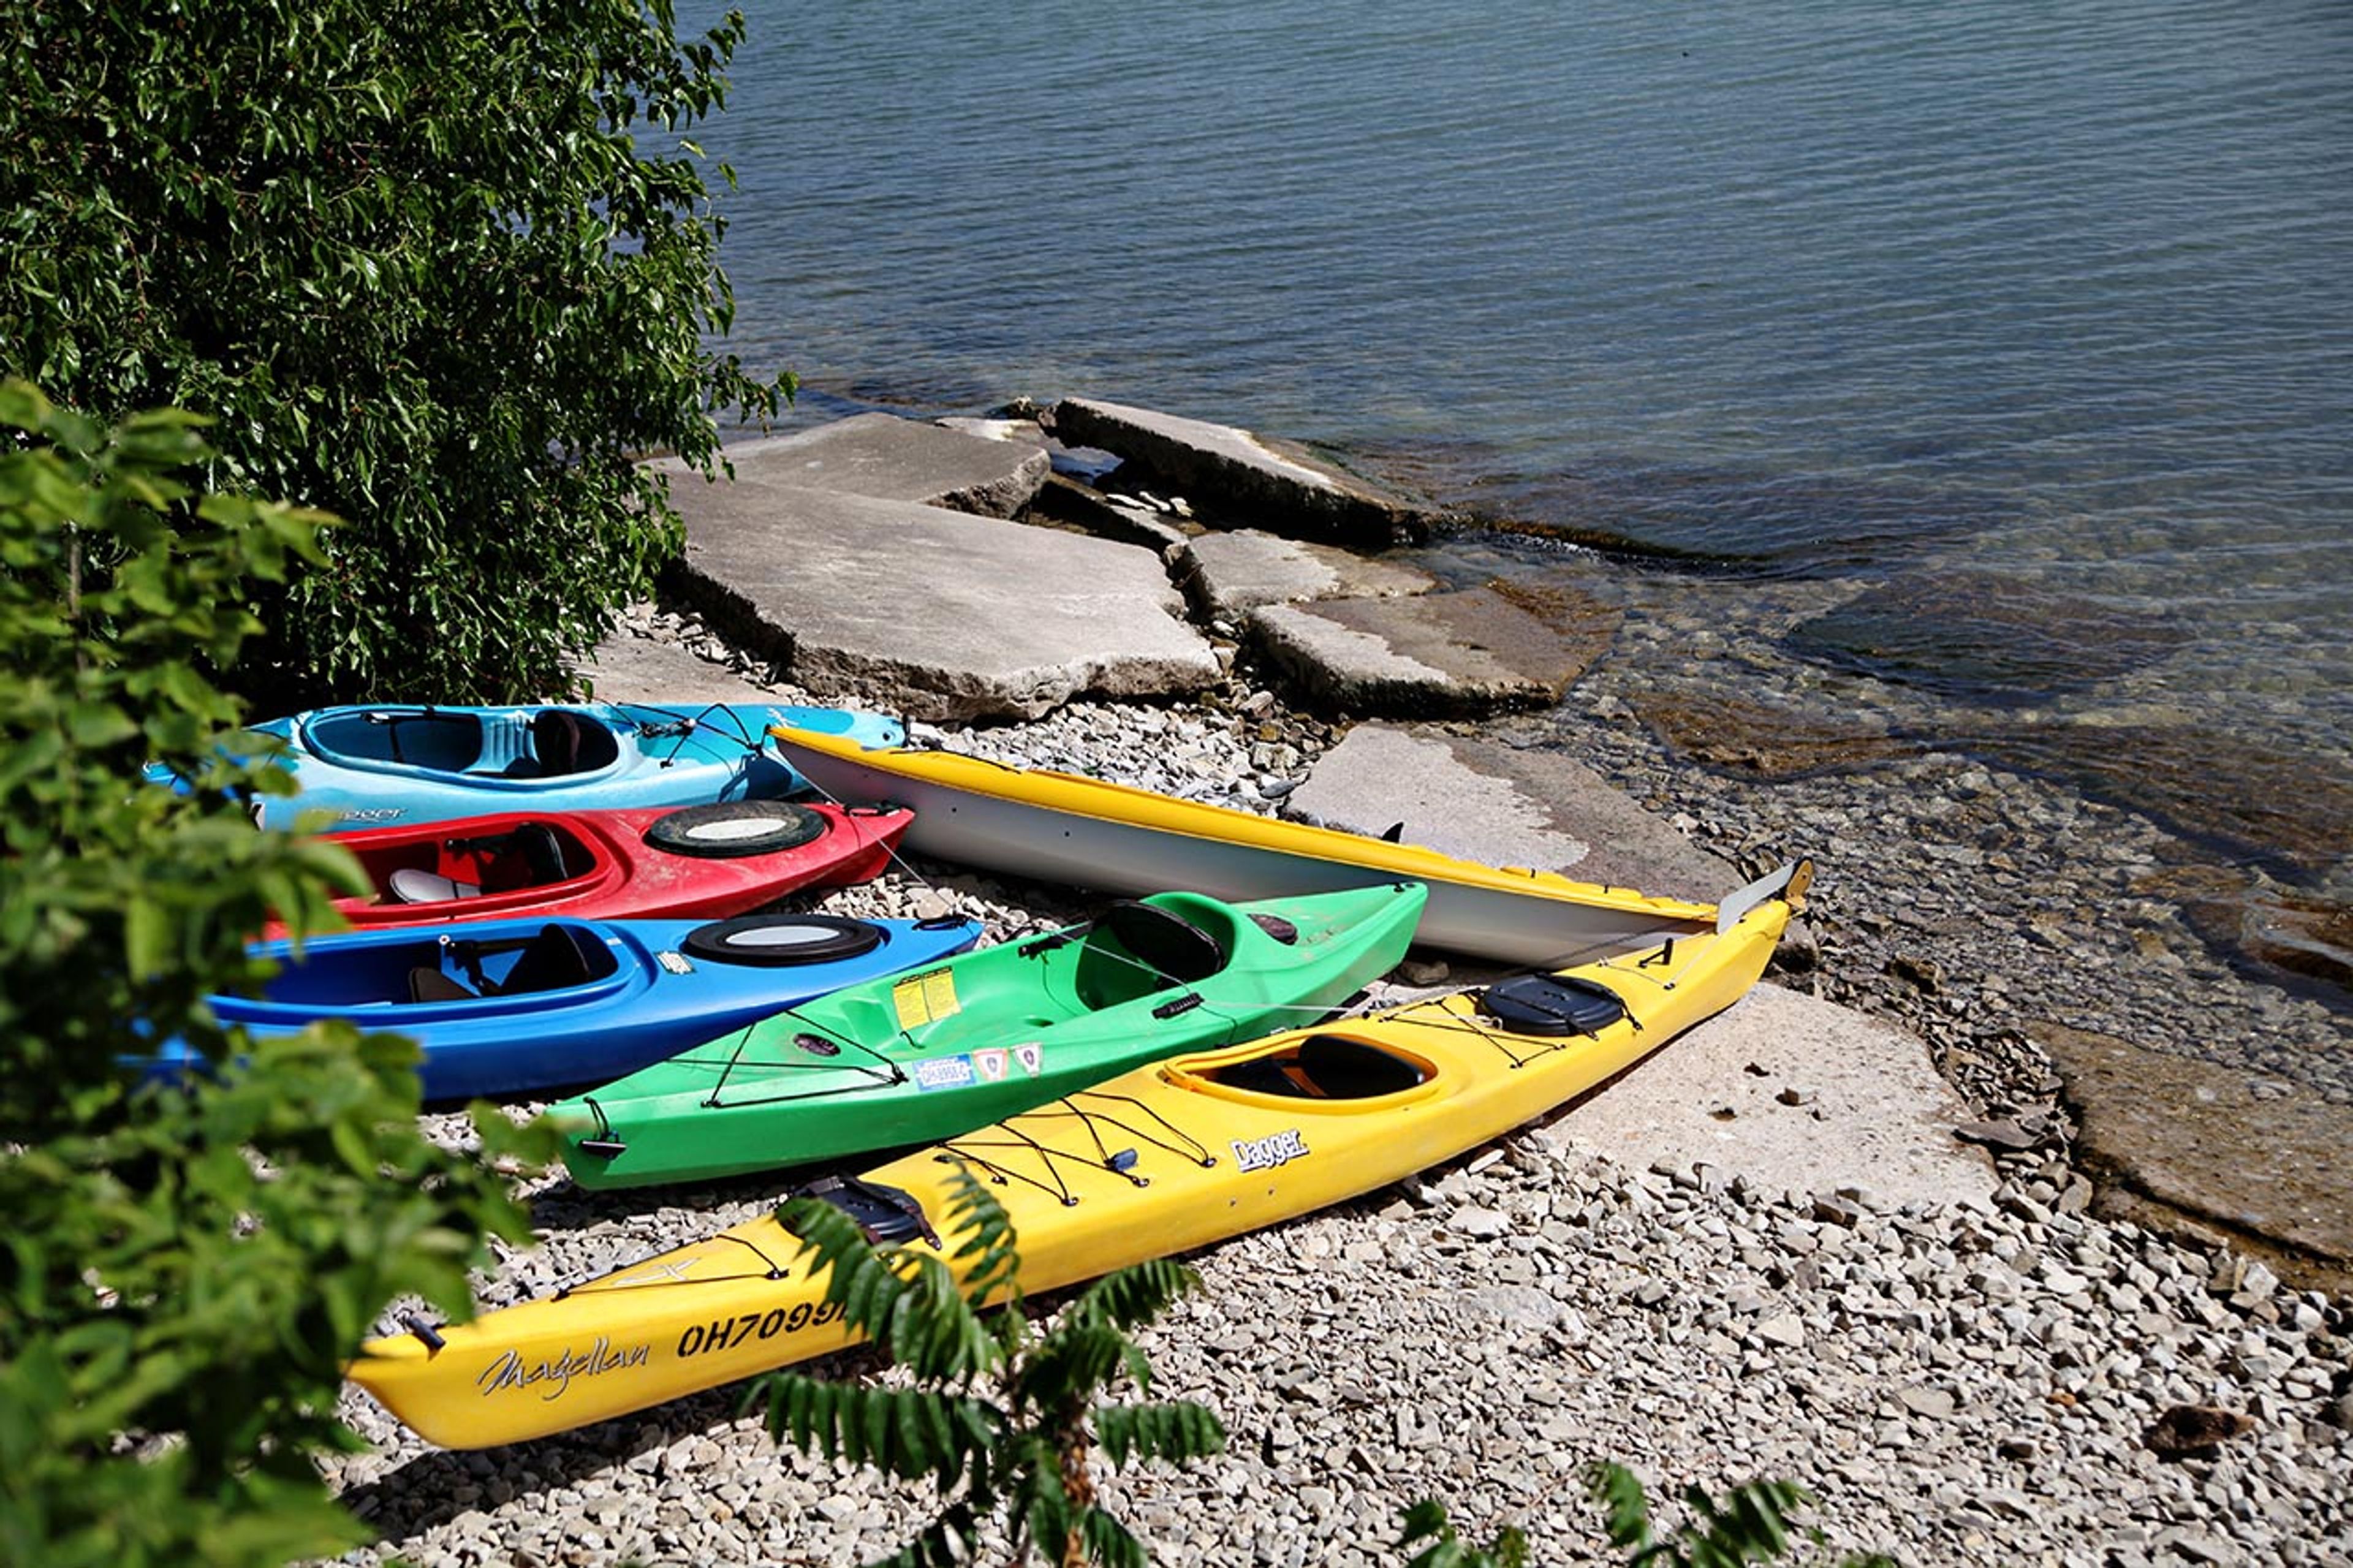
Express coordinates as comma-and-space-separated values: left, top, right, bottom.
319, 403, 2351, 1566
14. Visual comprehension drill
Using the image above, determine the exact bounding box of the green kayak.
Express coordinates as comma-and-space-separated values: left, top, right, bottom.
554, 880, 1429, 1189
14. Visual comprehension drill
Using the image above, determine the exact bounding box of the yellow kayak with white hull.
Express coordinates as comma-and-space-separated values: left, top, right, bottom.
346, 862, 1805, 1450
767, 724, 1719, 969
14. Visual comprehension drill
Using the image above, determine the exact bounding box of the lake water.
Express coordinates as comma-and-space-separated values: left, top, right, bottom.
678, 0, 2351, 923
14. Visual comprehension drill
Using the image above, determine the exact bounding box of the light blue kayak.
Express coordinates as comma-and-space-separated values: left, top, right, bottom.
148, 702, 902, 830
146, 912, 985, 1102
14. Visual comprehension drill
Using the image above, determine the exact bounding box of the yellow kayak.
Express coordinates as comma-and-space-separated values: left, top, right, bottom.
347, 863, 1803, 1449
767, 724, 1720, 968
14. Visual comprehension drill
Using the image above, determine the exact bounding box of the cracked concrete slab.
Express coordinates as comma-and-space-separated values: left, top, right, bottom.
661, 475, 1216, 722
1286, 723, 1738, 904
2040, 1021, 2353, 1293
695, 412, 1050, 518
1547, 983, 1998, 1210
1249, 585, 1616, 718
572, 627, 779, 707
1053, 396, 1429, 548
1178, 529, 1435, 620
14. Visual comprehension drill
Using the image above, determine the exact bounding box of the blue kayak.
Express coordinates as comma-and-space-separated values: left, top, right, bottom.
149, 702, 903, 830
153, 912, 984, 1101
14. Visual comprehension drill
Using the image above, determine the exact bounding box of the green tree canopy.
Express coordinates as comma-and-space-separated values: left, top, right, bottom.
0, 0, 782, 705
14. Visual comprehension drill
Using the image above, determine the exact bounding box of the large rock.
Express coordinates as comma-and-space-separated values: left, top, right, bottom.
1548, 984, 1996, 1208
1249, 583, 1618, 718
661, 477, 1216, 722
1178, 529, 1434, 620
702, 412, 1050, 518
2039, 1022, 2353, 1292
1053, 396, 1428, 548
1287, 722, 1737, 907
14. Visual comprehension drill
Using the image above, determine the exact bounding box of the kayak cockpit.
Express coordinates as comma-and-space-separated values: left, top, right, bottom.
303, 708, 623, 781
362, 819, 600, 905
230, 922, 626, 1015
1181, 1032, 1436, 1105
1070, 896, 1233, 1008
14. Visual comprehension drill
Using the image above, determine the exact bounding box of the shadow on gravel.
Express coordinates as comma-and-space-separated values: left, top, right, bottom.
337, 1341, 887, 1553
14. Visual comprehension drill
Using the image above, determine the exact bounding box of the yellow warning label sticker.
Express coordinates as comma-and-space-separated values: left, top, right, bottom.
893, 967, 960, 1031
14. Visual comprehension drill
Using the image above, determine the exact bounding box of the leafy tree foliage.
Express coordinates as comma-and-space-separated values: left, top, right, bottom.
0, 1, 784, 705
0, 381, 547, 1566
756, 1167, 1226, 1567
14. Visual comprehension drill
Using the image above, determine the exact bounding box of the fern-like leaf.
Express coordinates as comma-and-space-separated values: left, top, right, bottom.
937, 1162, 1025, 1306
1080, 1504, 1148, 1568
869, 1501, 986, 1568
887, 1247, 1001, 1385
1093, 1399, 1225, 1466
1399, 1499, 1481, 1568
1686, 1477, 1809, 1568
756, 1374, 1000, 1487
1014, 1321, 1134, 1418
777, 1195, 912, 1339
1010, 1434, 1074, 1564
1071, 1256, 1199, 1334
1586, 1463, 1658, 1554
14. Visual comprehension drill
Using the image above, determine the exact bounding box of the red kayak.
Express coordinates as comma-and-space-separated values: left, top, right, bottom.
263, 801, 912, 938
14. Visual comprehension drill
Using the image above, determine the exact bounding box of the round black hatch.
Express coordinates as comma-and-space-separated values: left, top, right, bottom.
680, 914, 885, 966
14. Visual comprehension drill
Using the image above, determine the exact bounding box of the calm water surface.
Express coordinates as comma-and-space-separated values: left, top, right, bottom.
681, 0, 2351, 887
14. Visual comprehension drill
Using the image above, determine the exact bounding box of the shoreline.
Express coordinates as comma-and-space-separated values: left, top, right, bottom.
318, 607, 2353, 1566
766, 381, 2353, 1020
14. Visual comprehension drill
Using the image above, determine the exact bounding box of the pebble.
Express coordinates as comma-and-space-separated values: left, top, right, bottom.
311, 607, 2353, 1568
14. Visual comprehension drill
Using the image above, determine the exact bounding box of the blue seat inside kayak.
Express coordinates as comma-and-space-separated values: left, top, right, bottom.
404, 925, 612, 1004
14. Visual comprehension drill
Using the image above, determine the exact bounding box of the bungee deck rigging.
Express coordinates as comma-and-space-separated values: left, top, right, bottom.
347, 865, 1801, 1450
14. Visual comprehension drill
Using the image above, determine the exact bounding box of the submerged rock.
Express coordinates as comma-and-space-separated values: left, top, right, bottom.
1787, 570, 2192, 703
1627, 687, 1912, 779
2039, 1021, 2353, 1293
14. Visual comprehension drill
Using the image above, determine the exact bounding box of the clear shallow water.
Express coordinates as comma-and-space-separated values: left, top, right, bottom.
681, 0, 2352, 872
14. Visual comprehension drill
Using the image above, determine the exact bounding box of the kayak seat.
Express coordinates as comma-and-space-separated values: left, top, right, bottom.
389, 867, 483, 904
409, 966, 477, 1003
479, 823, 574, 893
493, 923, 606, 996
1206, 1053, 1305, 1098
1076, 901, 1229, 1006
1104, 900, 1227, 983
504, 710, 621, 779
1296, 1034, 1426, 1099
1203, 1037, 1424, 1100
